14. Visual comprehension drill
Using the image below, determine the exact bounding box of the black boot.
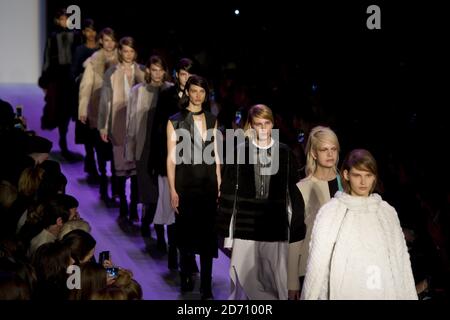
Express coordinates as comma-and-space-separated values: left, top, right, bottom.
129, 175, 139, 222
200, 255, 213, 300
84, 143, 99, 183
59, 129, 78, 162
180, 273, 194, 292
141, 203, 156, 237
117, 176, 128, 220
99, 174, 114, 207
155, 224, 167, 253
167, 224, 178, 270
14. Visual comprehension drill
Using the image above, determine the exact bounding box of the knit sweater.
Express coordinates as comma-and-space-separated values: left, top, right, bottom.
287, 176, 338, 290
301, 192, 418, 300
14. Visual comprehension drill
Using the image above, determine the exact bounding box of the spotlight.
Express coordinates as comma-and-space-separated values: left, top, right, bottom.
234, 9, 240, 16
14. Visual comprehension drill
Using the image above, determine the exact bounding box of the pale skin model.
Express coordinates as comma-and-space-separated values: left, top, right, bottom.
100, 44, 136, 143
311, 143, 338, 181
251, 116, 273, 147
79, 33, 117, 124
343, 167, 375, 197
166, 83, 221, 213
288, 128, 340, 300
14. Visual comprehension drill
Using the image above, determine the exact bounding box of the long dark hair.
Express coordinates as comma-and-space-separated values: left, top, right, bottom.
179, 75, 210, 111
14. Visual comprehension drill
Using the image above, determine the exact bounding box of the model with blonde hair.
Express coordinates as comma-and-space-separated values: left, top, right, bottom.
301, 149, 417, 299
288, 125, 342, 299
217, 104, 305, 300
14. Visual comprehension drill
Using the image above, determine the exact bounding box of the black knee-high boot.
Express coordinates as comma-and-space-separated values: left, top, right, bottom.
179, 251, 196, 292
129, 175, 139, 221
167, 223, 178, 270
84, 142, 98, 179
200, 254, 213, 300
99, 174, 109, 199
154, 224, 167, 253
141, 203, 156, 237
117, 176, 128, 218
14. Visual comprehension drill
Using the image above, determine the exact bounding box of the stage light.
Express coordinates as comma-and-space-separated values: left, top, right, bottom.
234, 9, 240, 16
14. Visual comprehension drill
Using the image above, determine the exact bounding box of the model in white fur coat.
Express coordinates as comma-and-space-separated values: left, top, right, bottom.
301, 149, 418, 300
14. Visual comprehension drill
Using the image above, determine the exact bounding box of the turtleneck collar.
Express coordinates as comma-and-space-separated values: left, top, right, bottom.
335, 191, 382, 212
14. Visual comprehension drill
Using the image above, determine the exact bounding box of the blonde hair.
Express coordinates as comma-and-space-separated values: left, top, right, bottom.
58, 219, 91, 240
305, 126, 340, 177
18, 166, 44, 197
114, 269, 142, 300
244, 104, 274, 138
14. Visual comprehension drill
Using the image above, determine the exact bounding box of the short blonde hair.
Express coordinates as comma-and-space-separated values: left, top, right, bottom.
305, 126, 340, 177
244, 104, 274, 139
58, 219, 91, 240
18, 166, 44, 197
244, 104, 274, 131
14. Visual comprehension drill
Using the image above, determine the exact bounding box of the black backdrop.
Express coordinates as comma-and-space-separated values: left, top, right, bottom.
45, 0, 448, 178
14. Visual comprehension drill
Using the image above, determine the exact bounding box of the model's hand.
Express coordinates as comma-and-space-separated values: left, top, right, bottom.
170, 189, 179, 214
101, 132, 109, 143
79, 115, 87, 124
288, 290, 300, 300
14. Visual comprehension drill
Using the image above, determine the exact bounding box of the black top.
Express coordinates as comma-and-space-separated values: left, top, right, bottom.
217, 139, 306, 242
169, 109, 218, 195
71, 44, 98, 82
169, 109, 219, 257
149, 84, 182, 176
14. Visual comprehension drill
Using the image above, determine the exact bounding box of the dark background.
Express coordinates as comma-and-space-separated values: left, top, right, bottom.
45, 0, 448, 177
42, 0, 450, 298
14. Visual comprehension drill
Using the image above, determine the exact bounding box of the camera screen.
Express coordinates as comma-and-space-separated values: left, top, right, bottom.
106, 267, 119, 278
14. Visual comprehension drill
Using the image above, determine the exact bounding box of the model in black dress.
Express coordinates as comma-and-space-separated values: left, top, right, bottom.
167, 75, 221, 300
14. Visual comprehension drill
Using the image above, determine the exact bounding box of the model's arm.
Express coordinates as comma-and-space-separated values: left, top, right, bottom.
390, 206, 419, 299
166, 120, 179, 214
214, 121, 222, 194
288, 188, 305, 299
78, 61, 94, 124
287, 150, 305, 299
98, 71, 112, 143
125, 86, 138, 161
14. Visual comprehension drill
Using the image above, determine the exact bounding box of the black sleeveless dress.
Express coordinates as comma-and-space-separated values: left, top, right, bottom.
169, 109, 218, 257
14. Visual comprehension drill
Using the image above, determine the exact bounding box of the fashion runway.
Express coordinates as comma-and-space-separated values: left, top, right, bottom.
0, 84, 231, 300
